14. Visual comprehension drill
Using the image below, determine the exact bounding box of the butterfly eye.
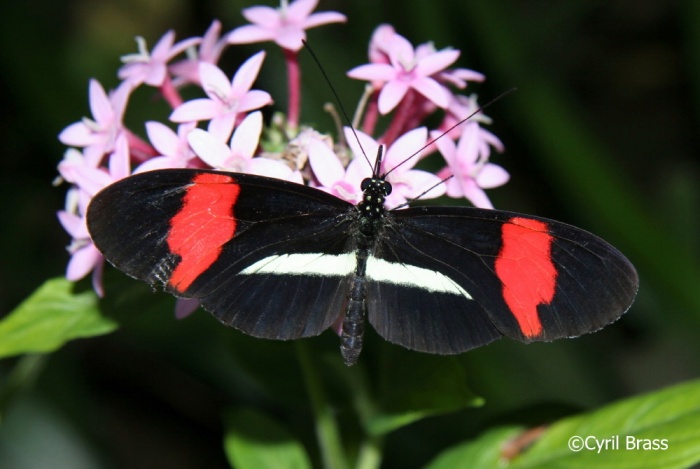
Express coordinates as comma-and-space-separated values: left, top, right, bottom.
381, 181, 392, 196
361, 178, 371, 191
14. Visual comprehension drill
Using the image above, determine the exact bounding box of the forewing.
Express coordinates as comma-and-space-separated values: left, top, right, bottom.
87, 169, 356, 339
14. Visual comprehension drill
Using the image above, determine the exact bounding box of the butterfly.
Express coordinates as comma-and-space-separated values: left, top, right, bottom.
87, 141, 638, 366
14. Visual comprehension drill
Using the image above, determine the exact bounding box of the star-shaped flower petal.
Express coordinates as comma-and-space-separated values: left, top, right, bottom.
368, 24, 398, 65
57, 134, 132, 296
119, 30, 200, 87
445, 94, 491, 126
308, 137, 366, 204
434, 123, 509, 209
439, 67, 485, 89
169, 20, 229, 86
57, 148, 93, 185
348, 33, 459, 114
57, 149, 101, 216
441, 94, 505, 154
188, 111, 302, 183
227, 0, 346, 52
134, 122, 197, 173
57, 209, 104, 295
58, 79, 132, 166
72, 132, 132, 197
170, 52, 272, 140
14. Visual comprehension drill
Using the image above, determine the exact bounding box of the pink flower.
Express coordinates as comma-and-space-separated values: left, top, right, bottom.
170, 52, 272, 140
118, 30, 200, 87
433, 124, 509, 209
441, 94, 505, 152
368, 24, 398, 64
439, 67, 485, 89
134, 122, 197, 173
344, 127, 446, 208
58, 210, 104, 295
57, 134, 132, 296
56, 150, 95, 219
169, 20, 229, 86
57, 148, 93, 186
72, 133, 131, 198
307, 137, 366, 204
58, 79, 132, 166
446, 94, 491, 125
188, 111, 302, 183
348, 33, 459, 114
227, 0, 346, 52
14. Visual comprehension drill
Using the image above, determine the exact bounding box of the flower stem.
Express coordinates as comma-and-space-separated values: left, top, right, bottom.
355, 85, 377, 134
285, 49, 301, 130
297, 341, 347, 469
160, 75, 183, 109
124, 129, 158, 163
380, 89, 416, 146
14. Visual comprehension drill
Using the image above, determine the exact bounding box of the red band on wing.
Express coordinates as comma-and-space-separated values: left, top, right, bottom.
167, 173, 240, 292
494, 217, 557, 337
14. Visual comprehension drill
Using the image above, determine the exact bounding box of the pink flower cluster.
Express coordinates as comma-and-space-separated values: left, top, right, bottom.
56, 0, 508, 301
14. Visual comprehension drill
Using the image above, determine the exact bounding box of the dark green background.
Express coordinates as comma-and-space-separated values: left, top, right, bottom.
0, 1, 698, 468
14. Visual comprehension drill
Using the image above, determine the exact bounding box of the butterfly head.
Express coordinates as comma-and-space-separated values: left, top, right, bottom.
358, 175, 391, 219
355, 144, 390, 218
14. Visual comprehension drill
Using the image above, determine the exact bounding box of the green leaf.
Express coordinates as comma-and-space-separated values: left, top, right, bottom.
367, 348, 483, 436
0, 277, 118, 358
223, 408, 312, 469
425, 426, 524, 469
425, 379, 700, 469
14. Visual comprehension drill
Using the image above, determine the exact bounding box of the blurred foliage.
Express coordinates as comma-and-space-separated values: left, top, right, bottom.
0, 278, 116, 359
425, 379, 700, 468
1, 0, 699, 468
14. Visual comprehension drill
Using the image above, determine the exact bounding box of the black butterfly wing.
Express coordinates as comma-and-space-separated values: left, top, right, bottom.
88, 169, 638, 355
366, 206, 638, 354
87, 169, 356, 339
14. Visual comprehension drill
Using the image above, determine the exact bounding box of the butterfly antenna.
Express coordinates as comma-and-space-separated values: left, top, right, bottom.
301, 40, 374, 169
383, 87, 517, 178
373, 144, 384, 176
